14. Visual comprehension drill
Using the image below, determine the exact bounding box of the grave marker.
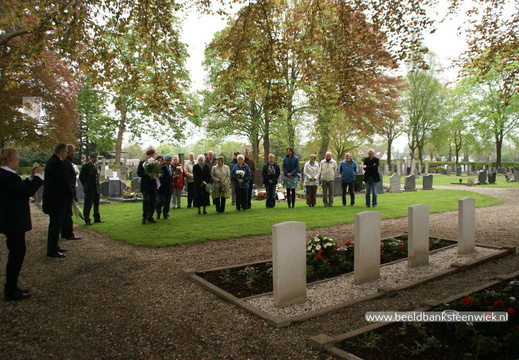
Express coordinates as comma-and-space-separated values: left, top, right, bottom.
272, 221, 307, 307
422, 174, 433, 190
458, 197, 476, 254
354, 211, 381, 284
404, 174, 416, 191
389, 173, 401, 193
408, 204, 430, 267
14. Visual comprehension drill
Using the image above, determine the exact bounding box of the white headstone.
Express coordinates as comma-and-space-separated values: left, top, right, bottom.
389, 173, 401, 193
408, 205, 430, 267
272, 221, 307, 307
458, 197, 476, 254
354, 212, 381, 284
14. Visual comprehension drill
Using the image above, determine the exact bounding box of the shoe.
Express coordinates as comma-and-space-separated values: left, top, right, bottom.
85, 222, 92, 226
366, 205, 370, 208
5, 289, 31, 301
57, 247, 68, 253
142, 218, 147, 224
147, 217, 156, 223
94, 220, 105, 223
65, 236, 81, 240
16, 287, 30, 295
164, 215, 170, 220
203, 211, 208, 214
351, 204, 355, 206
47, 252, 66, 258
373, 205, 378, 208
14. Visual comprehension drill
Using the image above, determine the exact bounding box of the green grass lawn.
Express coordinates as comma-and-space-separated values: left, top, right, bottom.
398, 174, 519, 187
84, 190, 502, 247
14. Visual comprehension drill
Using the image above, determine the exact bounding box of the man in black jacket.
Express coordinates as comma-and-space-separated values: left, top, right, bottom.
43, 143, 73, 258
137, 149, 158, 224
0, 148, 43, 300
61, 144, 81, 240
79, 152, 104, 226
156, 154, 173, 220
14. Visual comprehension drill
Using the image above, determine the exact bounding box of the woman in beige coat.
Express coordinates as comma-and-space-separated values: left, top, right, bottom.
211, 156, 231, 213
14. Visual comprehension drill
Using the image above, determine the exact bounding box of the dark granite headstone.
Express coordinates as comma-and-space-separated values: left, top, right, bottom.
100, 181, 109, 197
375, 173, 384, 194
422, 174, 433, 190
488, 172, 496, 184
130, 177, 141, 191
478, 170, 487, 184
405, 174, 416, 191
109, 178, 126, 197
76, 181, 84, 200
253, 169, 263, 187
333, 176, 342, 196
354, 174, 363, 192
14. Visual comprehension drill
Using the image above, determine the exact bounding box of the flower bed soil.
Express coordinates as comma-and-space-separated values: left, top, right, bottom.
197, 237, 457, 298
335, 280, 519, 360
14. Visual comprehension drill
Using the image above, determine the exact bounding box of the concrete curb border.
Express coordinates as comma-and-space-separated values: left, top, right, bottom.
183, 242, 514, 328
308, 268, 519, 359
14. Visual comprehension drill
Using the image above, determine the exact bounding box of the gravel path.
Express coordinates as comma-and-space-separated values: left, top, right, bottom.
1, 186, 518, 360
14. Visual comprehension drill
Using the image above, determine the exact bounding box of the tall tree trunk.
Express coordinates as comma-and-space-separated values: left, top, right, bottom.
386, 138, 393, 168
496, 136, 503, 169
317, 108, 331, 161
263, 113, 270, 163
115, 104, 127, 165
286, 104, 295, 148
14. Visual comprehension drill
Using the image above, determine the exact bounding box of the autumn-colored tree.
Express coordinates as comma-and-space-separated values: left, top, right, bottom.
0, 50, 79, 148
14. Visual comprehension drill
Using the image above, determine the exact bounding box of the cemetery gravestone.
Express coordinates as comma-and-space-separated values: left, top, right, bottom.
375, 172, 383, 194
478, 170, 487, 184
404, 174, 416, 191
109, 178, 126, 197
384, 164, 389, 176
272, 221, 306, 307
389, 173, 401, 193
514, 171, 519, 182
408, 204, 430, 267
76, 181, 84, 201
253, 169, 263, 188
354, 211, 381, 284
100, 181, 109, 197
458, 197, 476, 254
422, 174, 433, 190
333, 176, 343, 196
354, 174, 363, 192
131, 178, 141, 192
488, 172, 496, 184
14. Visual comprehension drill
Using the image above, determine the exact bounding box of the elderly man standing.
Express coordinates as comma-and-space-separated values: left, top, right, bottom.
137, 149, 158, 224
79, 152, 104, 225
184, 152, 196, 208
320, 151, 337, 207
363, 148, 380, 208
339, 153, 357, 206
0, 148, 43, 300
43, 143, 74, 258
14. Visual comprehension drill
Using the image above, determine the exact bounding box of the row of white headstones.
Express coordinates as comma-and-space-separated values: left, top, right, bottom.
272, 198, 476, 308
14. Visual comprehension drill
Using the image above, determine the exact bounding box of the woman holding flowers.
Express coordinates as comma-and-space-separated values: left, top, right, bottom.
231, 154, 251, 212
211, 156, 231, 213
193, 154, 211, 214
303, 154, 320, 207
282, 147, 299, 208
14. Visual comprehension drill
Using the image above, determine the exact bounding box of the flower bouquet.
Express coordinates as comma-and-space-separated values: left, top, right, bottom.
144, 158, 162, 179
219, 185, 228, 197
205, 183, 214, 193
235, 169, 245, 188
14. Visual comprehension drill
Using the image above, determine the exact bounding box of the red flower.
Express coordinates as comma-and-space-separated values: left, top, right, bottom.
335, 246, 340, 250
345, 242, 352, 246
325, 258, 329, 262
494, 300, 505, 307
462, 297, 473, 306
318, 249, 324, 253
398, 243, 404, 247
507, 308, 516, 315
315, 255, 322, 259
339, 257, 343, 261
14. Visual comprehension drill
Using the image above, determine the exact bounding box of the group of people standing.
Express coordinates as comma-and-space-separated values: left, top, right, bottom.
138, 147, 381, 221
0, 143, 103, 301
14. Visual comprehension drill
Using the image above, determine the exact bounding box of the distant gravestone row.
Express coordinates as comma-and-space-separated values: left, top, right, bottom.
271, 197, 476, 307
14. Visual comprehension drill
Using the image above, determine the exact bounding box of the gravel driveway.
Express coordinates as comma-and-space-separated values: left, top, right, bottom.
1, 186, 518, 360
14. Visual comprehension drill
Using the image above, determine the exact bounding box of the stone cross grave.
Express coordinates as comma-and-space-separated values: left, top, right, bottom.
422, 174, 433, 190
272, 221, 307, 307
458, 197, 476, 254
389, 173, 401, 193
404, 174, 416, 191
354, 211, 381, 284
408, 204, 430, 267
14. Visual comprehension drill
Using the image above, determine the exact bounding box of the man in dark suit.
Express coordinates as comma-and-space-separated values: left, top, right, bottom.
0, 148, 43, 300
43, 143, 74, 258
137, 149, 158, 224
61, 144, 81, 240
156, 154, 173, 220
79, 152, 104, 226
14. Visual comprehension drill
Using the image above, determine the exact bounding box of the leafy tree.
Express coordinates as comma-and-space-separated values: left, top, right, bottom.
463, 68, 519, 168
0, 50, 79, 148
403, 57, 447, 161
